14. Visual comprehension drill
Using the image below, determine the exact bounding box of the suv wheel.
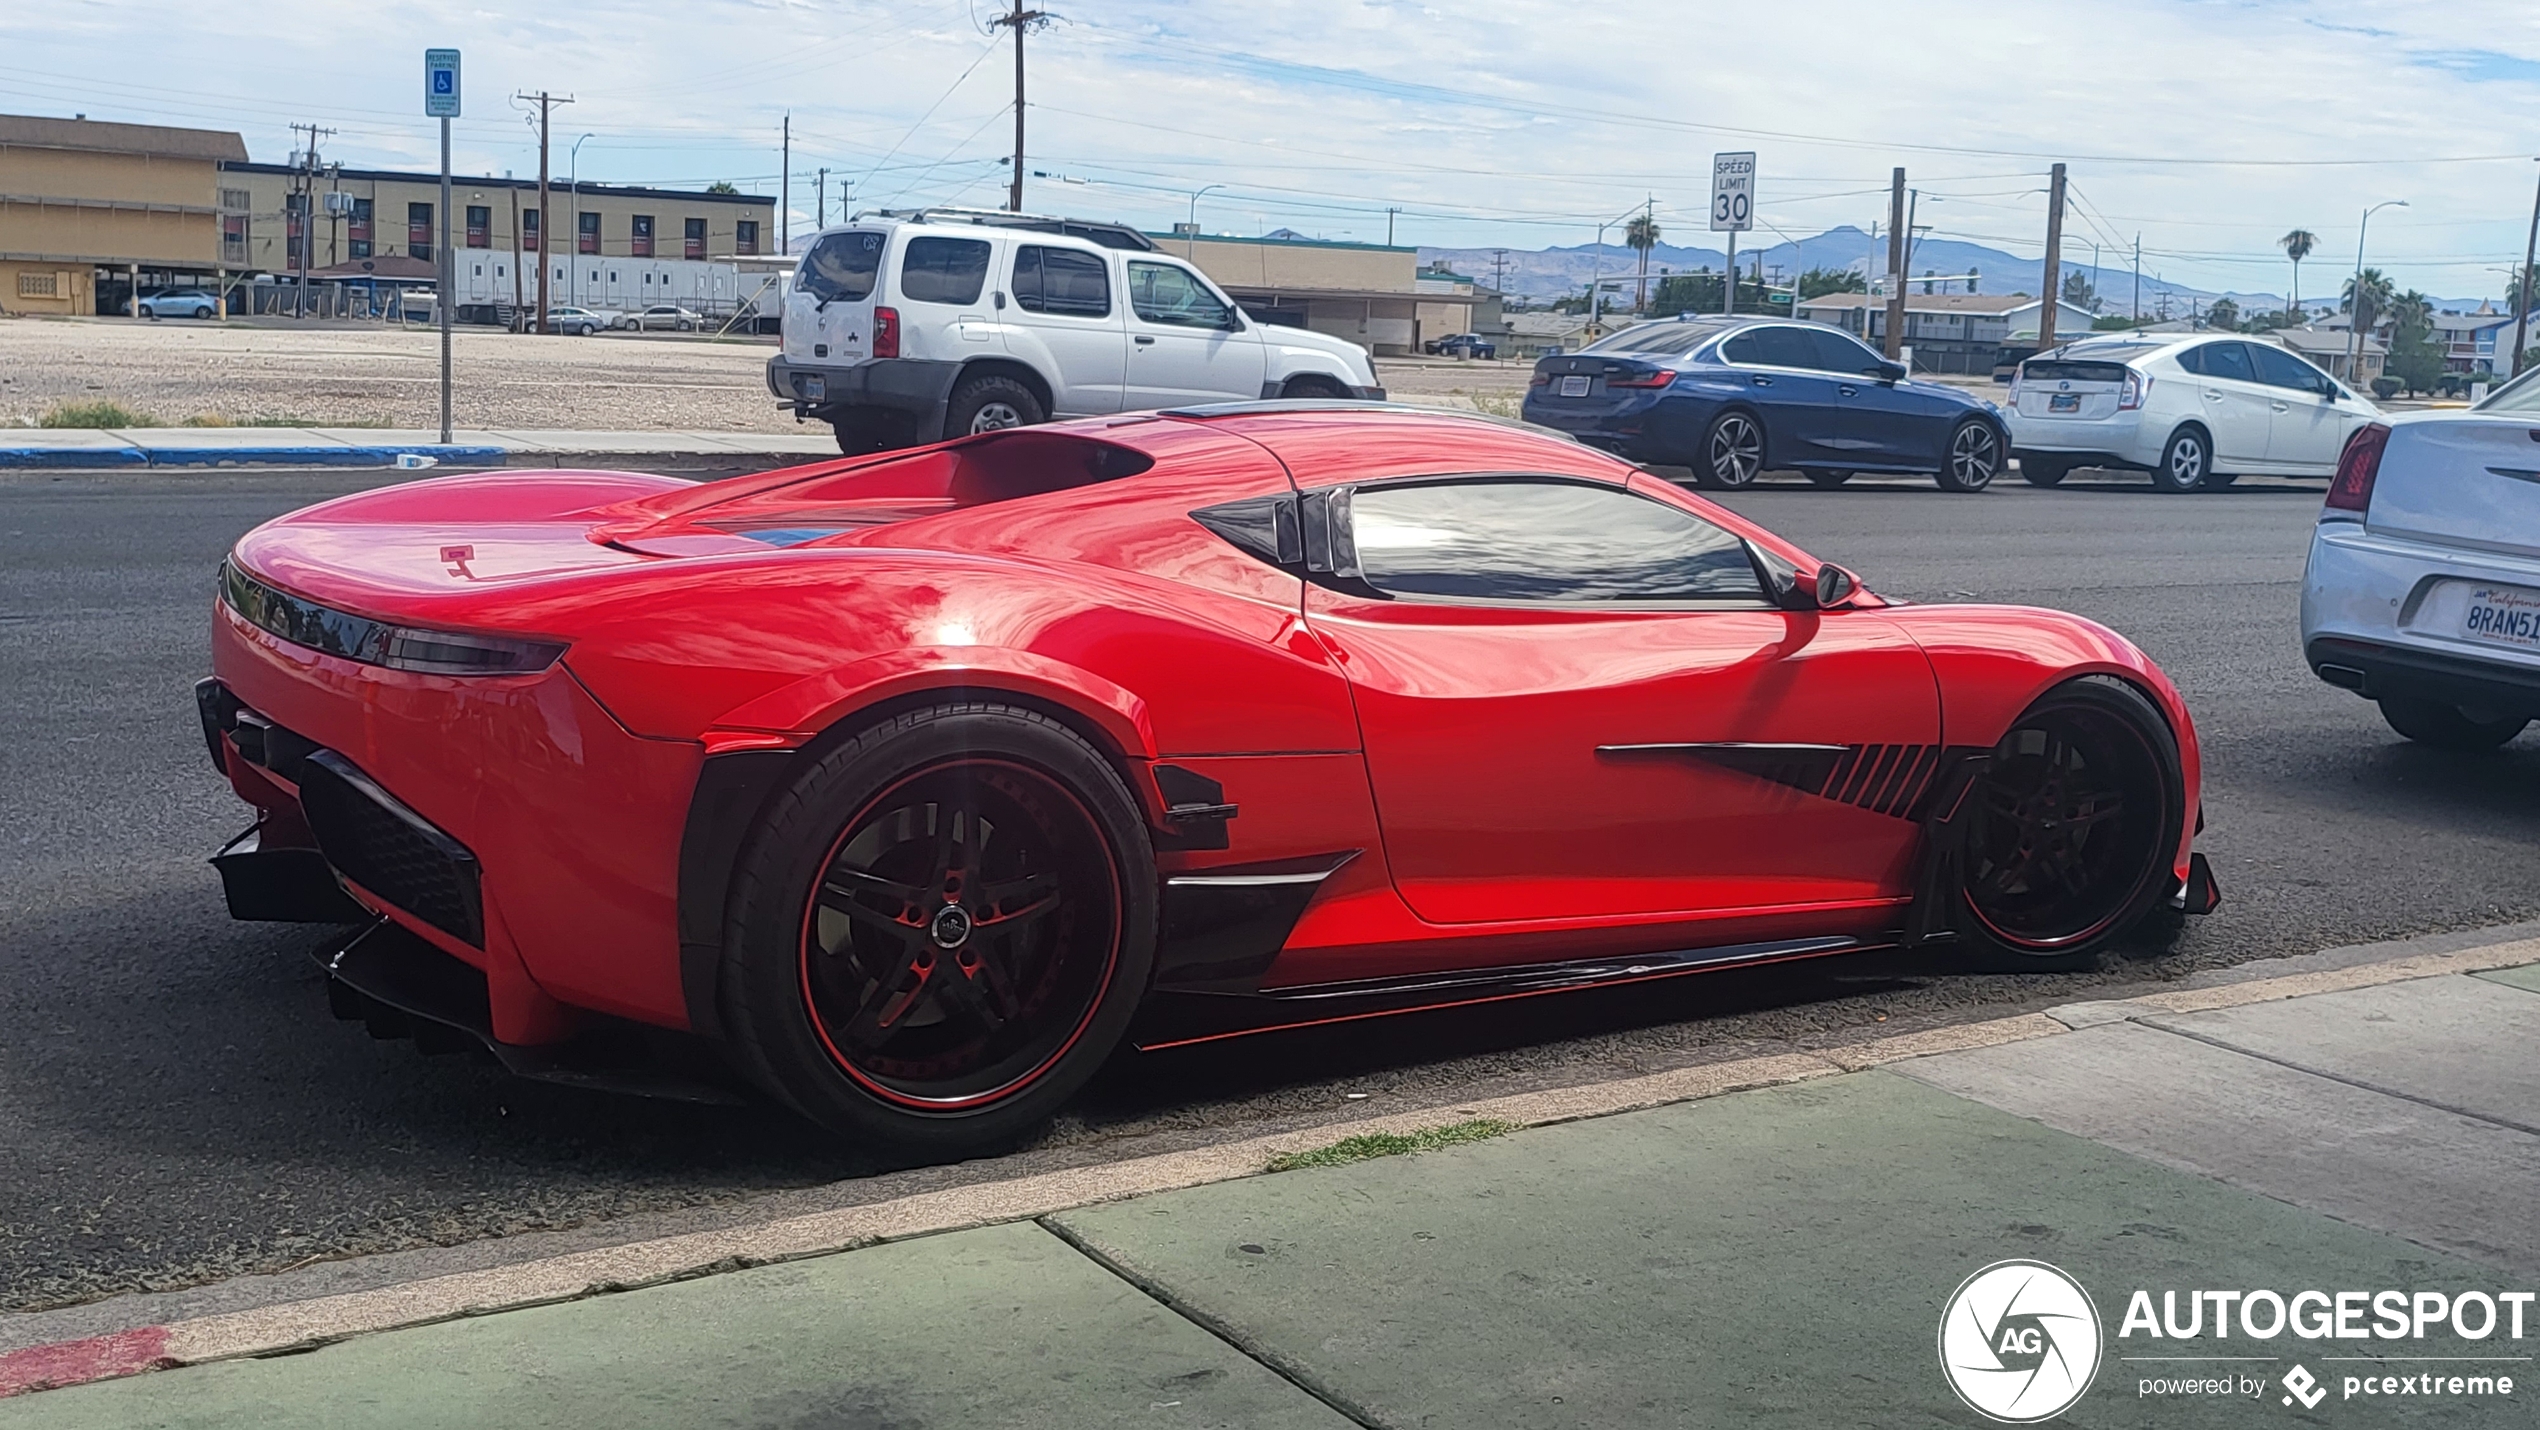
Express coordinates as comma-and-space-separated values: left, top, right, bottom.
945, 374, 1045, 439
2151, 427, 2209, 493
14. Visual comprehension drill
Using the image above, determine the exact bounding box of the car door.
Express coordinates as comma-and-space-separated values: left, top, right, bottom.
1299, 472, 1940, 933
1806, 326, 1951, 469
1122, 258, 1268, 408
898, 235, 1001, 358
1007, 244, 1126, 416
2248, 342, 2351, 473
1717, 325, 1845, 466
2177, 341, 2273, 468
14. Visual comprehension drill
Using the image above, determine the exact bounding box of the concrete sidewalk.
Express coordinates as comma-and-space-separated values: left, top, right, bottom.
3, 953, 2534, 1427
0, 427, 838, 469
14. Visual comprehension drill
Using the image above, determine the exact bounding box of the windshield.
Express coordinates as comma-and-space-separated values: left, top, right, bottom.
2475, 365, 2540, 414
1586, 321, 1732, 356
799, 229, 886, 304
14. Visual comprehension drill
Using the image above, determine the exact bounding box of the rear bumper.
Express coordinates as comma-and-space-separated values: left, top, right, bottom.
2302, 519, 2540, 715
2004, 409, 2157, 465
2304, 636, 2540, 718
766, 355, 963, 429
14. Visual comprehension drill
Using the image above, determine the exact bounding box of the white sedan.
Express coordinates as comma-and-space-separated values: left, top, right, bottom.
2301, 370, 2540, 749
624, 304, 703, 333
2007, 333, 2380, 492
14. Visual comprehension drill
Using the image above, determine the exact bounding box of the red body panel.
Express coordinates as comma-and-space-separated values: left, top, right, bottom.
208, 409, 2207, 1045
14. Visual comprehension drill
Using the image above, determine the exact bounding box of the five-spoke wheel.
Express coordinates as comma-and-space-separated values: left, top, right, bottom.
1696, 411, 1765, 489
1935, 419, 2002, 492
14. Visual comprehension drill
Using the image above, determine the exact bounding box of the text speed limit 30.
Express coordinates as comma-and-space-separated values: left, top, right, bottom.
1711, 151, 1755, 232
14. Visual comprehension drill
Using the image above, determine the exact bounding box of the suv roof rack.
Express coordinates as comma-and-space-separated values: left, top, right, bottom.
859, 207, 1157, 252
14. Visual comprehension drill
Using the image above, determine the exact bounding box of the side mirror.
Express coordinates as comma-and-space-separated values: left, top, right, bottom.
1747, 542, 1857, 610
1874, 360, 1909, 383
1815, 563, 1859, 607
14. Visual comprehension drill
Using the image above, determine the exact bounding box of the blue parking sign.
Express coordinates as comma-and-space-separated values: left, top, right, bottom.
425, 49, 461, 117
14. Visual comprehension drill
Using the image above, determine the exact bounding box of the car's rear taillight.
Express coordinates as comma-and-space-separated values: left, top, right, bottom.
2007, 366, 2023, 402
2118, 370, 2149, 410
872, 305, 900, 359
1608, 369, 1676, 389
1529, 371, 1550, 387
2325, 422, 2390, 517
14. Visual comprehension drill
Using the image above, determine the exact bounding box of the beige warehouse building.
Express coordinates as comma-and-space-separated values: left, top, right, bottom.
1158, 231, 1474, 356
0, 113, 246, 316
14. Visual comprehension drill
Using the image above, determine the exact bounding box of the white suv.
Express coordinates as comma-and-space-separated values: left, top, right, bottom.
2006, 333, 2379, 491
770, 209, 1385, 453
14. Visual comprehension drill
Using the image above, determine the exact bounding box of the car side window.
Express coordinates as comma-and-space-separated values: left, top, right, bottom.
1013, 245, 1111, 318
2249, 343, 2331, 394
900, 237, 990, 305
2172, 345, 2206, 376
1804, 326, 1884, 375
2198, 342, 2256, 384
1346, 479, 1763, 604
1127, 261, 1233, 328
1721, 325, 1816, 369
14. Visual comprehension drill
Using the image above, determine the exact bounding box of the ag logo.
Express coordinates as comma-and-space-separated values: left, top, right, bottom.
1938, 1260, 2103, 1422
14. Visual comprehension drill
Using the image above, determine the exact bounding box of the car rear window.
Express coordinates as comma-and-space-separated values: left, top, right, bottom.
2476, 366, 2540, 414
901, 237, 991, 305
798, 229, 885, 303
2022, 361, 2131, 383
1586, 322, 1730, 355
1013, 245, 1110, 317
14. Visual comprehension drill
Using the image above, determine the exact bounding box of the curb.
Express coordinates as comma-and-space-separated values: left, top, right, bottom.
0, 444, 511, 470
3, 934, 2533, 1400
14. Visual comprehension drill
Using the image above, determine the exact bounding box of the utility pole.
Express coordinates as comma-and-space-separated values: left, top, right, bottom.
1881, 168, 1907, 360
2514, 157, 2540, 378
514, 91, 571, 333
2037, 162, 2068, 353
288, 123, 334, 319
780, 115, 790, 254
816, 166, 828, 229
990, 1, 1050, 213
508, 181, 524, 324
1490, 248, 1508, 295
1386, 207, 1398, 247
2132, 234, 2141, 322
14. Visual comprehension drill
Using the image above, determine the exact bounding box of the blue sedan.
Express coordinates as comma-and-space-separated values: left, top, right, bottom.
1519, 316, 2011, 491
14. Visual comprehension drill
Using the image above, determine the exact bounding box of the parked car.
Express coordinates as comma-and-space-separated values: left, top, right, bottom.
1519, 315, 2012, 491
625, 304, 702, 333
541, 305, 611, 337
2301, 368, 2540, 750
131, 289, 218, 319
2007, 333, 2378, 492
770, 208, 1384, 453
197, 405, 2212, 1151
1425, 333, 1498, 359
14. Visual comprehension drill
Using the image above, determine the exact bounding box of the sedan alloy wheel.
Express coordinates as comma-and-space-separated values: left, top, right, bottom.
1699, 412, 1765, 489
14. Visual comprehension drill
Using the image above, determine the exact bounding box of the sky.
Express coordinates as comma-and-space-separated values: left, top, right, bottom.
7, 0, 2540, 303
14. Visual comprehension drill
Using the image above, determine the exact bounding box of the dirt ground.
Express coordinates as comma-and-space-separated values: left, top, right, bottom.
0, 317, 1535, 431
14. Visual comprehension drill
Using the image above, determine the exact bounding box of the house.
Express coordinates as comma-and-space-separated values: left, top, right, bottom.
1789, 292, 2097, 374
1503, 310, 1596, 358
1159, 231, 1459, 355
0, 112, 247, 315
2273, 326, 2385, 384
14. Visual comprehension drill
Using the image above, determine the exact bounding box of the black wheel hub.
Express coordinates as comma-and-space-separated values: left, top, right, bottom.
1964, 706, 2166, 949
802, 760, 1119, 1105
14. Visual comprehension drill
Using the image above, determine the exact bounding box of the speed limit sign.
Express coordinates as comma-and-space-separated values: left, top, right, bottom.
1711, 151, 1755, 232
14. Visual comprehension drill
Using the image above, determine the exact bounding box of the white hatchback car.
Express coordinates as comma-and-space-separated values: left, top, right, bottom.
2301, 370, 2540, 749
2007, 333, 2379, 491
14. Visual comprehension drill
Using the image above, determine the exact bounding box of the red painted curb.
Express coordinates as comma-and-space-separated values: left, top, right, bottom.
0, 1326, 173, 1398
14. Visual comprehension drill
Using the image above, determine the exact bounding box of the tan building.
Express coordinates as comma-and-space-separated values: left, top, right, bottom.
0, 113, 246, 316
217, 162, 776, 278
1157, 230, 1470, 356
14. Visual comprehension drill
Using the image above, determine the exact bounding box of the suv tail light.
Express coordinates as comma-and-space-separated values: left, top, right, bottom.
2325, 422, 2390, 516
1607, 369, 1676, 389
872, 305, 900, 359
2118, 370, 2149, 410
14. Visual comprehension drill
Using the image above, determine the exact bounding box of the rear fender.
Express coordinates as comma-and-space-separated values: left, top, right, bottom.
711, 645, 1160, 768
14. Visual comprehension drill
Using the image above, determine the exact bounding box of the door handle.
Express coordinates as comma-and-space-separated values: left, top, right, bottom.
2203, 390, 2222, 401
1134, 335, 1156, 346
1838, 384, 1859, 396
1750, 375, 1772, 387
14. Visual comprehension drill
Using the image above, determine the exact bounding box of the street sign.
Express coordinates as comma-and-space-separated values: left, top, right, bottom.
1711, 151, 1755, 233
425, 49, 461, 117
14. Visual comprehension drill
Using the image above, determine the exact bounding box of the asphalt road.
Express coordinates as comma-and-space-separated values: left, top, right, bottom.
3, 464, 2535, 1313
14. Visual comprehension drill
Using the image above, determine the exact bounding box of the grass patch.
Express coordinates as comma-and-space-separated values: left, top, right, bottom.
180, 413, 388, 428
1264, 1117, 1517, 1173
39, 400, 157, 428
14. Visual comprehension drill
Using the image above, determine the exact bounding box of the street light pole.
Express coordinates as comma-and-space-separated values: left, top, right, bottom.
2513, 159, 2540, 380
567, 133, 593, 309
2349, 199, 2408, 381
1187, 183, 1224, 258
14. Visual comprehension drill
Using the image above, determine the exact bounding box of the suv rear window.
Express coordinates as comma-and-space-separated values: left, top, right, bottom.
1014, 245, 1110, 317
799, 230, 885, 303
901, 237, 991, 305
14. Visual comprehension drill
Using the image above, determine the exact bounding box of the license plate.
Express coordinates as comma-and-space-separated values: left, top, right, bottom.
2048, 393, 2080, 413
2462, 585, 2540, 650
1558, 375, 1591, 398
799, 374, 824, 401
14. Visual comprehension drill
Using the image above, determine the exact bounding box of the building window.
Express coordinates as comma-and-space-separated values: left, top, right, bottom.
466, 205, 490, 248
684, 216, 707, 260
219, 187, 250, 213
630, 214, 654, 258
408, 202, 433, 262
17, 272, 60, 298
347, 197, 373, 260
578, 211, 599, 254
222, 214, 248, 265
735, 220, 759, 256
523, 208, 540, 253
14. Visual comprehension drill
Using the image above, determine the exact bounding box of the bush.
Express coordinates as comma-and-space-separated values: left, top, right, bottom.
38, 400, 157, 428
2370, 377, 2402, 400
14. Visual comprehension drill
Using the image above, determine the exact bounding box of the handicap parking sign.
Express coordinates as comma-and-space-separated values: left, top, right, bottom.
425, 49, 461, 117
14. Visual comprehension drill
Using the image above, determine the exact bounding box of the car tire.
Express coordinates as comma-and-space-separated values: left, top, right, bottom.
1693, 409, 1765, 489
1954, 677, 2185, 970
945, 374, 1045, 439
2377, 697, 2530, 751
137, 305, 153, 319
1934, 419, 2002, 492
1280, 374, 1351, 401
2018, 456, 2073, 487
2202, 471, 2240, 490
831, 408, 905, 455
717, 700, 1157, 1154
2151, 427, 2210, 493
1803, 469, 1854, 488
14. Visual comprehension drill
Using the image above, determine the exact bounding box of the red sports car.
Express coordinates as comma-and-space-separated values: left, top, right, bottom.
199, 404, 2216, 1151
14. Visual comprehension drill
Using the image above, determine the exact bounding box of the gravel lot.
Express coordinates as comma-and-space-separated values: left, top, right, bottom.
0, 317, 1538, 432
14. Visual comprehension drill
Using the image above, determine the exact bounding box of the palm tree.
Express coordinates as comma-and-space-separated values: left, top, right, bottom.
1625, 212, 1661, 312
2280, 229, 2318, 321
2343, 266, 2396, 336
2388, 288, 2434, 333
